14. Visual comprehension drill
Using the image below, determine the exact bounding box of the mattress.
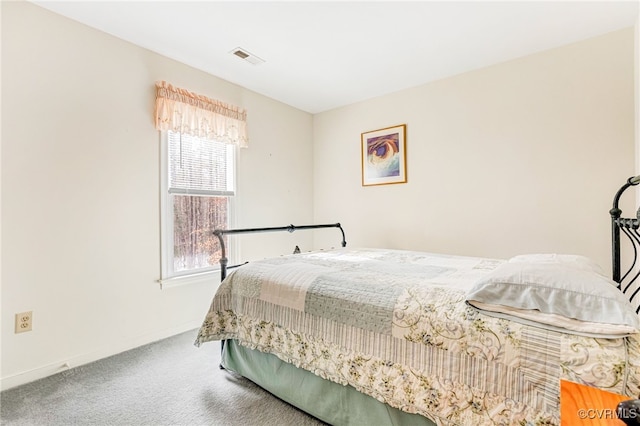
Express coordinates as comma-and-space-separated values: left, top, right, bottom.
196, 248, 640, 425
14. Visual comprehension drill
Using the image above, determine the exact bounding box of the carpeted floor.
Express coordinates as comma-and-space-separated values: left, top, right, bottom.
1, 330, 326, 426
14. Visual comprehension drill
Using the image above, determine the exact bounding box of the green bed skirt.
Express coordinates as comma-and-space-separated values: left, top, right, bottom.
221, 340, 437, 426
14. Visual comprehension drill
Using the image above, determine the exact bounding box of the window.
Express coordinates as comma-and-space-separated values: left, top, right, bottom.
154, 81, 247, 286
160, 130, 236, 282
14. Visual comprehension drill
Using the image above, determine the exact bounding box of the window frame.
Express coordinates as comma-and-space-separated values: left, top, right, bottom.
158, 131, 237, 288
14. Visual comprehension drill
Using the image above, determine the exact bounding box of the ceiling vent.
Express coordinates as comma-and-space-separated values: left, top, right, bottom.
230, 47, 265, 65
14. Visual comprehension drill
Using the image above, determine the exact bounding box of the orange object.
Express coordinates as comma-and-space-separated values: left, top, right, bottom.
560, 380, 631, 425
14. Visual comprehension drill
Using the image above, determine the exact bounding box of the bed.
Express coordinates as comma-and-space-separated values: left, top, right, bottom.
195, 176, 640, 426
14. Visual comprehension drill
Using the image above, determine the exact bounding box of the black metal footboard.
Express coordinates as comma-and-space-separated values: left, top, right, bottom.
610, 175, 640, 314
213, 223, 347, 282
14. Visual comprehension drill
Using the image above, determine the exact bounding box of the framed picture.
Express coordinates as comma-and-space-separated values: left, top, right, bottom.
361, 124, 407, 186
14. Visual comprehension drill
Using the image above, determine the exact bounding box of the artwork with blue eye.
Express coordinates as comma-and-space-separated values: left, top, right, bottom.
366, 133, 400, 178
361, 124, 406, 186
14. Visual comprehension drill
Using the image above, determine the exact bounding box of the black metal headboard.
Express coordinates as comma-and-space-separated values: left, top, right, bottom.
610, 175, 640, 314
213, 223, 347, 282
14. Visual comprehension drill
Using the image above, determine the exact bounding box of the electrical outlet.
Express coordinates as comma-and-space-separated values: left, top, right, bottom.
15, 311, 33, 333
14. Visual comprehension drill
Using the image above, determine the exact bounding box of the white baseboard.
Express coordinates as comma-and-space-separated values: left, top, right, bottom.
0, 320, 202, 391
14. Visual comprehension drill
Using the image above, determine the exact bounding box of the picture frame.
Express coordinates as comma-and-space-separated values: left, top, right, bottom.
361, 124, 407, 186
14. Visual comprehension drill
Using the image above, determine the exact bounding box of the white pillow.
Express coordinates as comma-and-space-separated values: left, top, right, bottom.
466, 261, 640, 337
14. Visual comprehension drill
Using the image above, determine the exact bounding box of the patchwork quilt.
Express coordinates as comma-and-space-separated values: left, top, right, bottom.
196, 248, 640, 426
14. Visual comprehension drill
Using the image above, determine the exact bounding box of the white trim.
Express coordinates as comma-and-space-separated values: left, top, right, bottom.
158, 269, 220, 289
168, 188, 234, 196
159, 131, 172, 281
0, 321, 202, 391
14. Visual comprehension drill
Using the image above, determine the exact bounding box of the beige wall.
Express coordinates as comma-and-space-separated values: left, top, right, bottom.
636, 13, 640, 204
1, 2, 313, 389
313, 28, 635, 270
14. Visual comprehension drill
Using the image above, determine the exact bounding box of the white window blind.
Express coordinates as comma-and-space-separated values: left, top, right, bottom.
168, 131, 235, 196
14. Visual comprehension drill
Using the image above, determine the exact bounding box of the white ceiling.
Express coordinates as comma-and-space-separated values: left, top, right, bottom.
31, 1, 640, 114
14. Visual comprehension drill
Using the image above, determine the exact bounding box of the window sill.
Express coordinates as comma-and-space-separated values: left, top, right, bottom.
158, 270, 220, 289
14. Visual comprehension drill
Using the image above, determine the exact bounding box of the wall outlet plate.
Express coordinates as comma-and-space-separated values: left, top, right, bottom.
15, 311, 33, 333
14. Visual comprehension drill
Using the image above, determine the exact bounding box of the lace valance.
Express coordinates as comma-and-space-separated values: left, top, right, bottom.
154, 81, 248, 147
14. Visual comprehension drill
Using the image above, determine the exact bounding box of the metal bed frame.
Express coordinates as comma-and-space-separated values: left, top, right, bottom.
213, 222, 347, 282
610, 175, 640, 314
